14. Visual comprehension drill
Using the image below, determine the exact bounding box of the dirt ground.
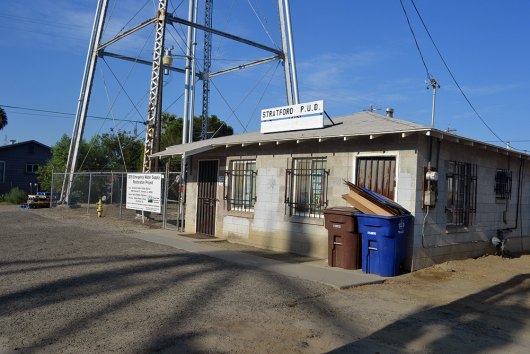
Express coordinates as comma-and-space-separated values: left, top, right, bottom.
1, 205, 529, 353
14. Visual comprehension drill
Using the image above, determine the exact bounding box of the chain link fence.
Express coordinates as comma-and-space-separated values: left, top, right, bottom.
50, 171, 182, 230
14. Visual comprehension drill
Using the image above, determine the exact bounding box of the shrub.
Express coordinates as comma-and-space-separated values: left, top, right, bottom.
3, 187, 27, 204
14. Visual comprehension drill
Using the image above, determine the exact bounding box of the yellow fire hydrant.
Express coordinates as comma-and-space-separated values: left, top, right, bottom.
97, 198, 103, 218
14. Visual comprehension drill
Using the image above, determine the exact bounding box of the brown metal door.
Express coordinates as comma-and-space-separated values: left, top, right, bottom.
196, 160, 218, 235
356, 157, 396, 199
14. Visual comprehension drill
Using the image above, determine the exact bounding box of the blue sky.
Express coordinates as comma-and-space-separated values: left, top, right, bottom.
1, 0, 529, 152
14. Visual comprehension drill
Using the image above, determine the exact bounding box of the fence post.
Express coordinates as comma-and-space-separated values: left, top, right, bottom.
50, 170, 54, 208
87, 172, 92, 214
110, 171, 114, 205
163, 163, 169, 229
119, 173, 124, 217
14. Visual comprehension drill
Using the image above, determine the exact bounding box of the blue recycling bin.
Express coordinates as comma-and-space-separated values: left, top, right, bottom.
356, 214, 412, 277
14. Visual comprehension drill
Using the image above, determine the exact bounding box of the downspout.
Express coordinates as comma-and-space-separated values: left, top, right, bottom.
507, 158, 523, 231
498, 157, 524, 251
421, 134, 435, 248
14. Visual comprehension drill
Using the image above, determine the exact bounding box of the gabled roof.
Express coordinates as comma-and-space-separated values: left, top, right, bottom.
153, 111, 529, 160
0, 140, 51, 151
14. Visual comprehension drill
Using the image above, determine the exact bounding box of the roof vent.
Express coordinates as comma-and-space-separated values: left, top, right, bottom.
9, 139, 17, 145
385, 108, 394, 118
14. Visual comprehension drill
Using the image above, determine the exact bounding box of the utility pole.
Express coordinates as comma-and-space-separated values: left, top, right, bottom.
428, 78, 440, 128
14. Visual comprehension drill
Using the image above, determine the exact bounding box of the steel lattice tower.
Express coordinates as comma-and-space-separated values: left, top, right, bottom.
200, 0, 213, 140
62, 0, 300, 204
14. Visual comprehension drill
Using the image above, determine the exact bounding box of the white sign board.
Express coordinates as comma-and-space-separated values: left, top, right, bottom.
126, 173, 163, 213
260, 100, 324, 133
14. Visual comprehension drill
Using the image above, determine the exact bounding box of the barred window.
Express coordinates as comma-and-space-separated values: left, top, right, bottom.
356, 156, 396, 200
224, 160, 256, 212
286, 157, 329, 218
446, 161, 477, 227
494, 169, 512, 200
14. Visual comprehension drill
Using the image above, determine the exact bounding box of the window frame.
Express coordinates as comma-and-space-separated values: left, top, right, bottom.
445, 160, 477, 228
223, 159, 257, 212
25, 163, 39, 174
285, 157, 329, 218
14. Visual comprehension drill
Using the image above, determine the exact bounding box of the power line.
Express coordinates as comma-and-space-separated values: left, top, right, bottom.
247, 0, 279, 49
485, 140, 530, 143
0, 13, 90, 31
111, 0, 151, 38
408, 0, 516, 150
101, 57, 146, 120
0, 104, 144, 124
398, 0, 432, 80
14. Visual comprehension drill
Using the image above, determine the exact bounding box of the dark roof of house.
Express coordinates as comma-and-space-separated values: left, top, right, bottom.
0, 140, 51, 151
153, 111, 529, 160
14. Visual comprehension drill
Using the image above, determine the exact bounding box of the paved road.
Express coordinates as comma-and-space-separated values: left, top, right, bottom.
1, 205, 529, 353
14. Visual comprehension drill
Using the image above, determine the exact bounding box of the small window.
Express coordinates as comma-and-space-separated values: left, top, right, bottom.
224, 160, 257, 212
495, 169, 512, 200
446, 161, 477, 227
0, 161, 5, 183
286, 157, 329, 218
26, 164, 39, 174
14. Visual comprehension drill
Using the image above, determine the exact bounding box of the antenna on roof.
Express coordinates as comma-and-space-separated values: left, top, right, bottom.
363, 104, 380, 113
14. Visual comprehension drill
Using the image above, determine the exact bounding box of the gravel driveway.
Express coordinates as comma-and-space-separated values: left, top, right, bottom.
1, 205, 529, 353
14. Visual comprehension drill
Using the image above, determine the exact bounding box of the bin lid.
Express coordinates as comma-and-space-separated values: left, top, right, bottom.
323, 206, 358, 216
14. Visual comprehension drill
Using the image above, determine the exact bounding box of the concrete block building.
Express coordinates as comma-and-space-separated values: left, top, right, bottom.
155, 111, 530, 271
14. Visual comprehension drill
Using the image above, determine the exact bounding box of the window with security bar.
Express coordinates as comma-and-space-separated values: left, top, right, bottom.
494, 169, 512, 200
445, 161, 477, 227
285, 157, 329, 218
224, 160, 257, 212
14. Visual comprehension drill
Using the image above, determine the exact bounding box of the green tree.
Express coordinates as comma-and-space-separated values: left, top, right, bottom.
37, 113, 231, 188
36, 134, 78, 191
159, 113, 233, 171
0, 106, 7, 130
160, 113, 233, 151
37, 131, 144, 190
160, 112, 183, 150
80, 132, 142, 172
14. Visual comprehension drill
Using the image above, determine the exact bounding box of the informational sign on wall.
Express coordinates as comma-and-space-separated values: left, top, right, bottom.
260, 100, 324, 133
126, 173, 163, 213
